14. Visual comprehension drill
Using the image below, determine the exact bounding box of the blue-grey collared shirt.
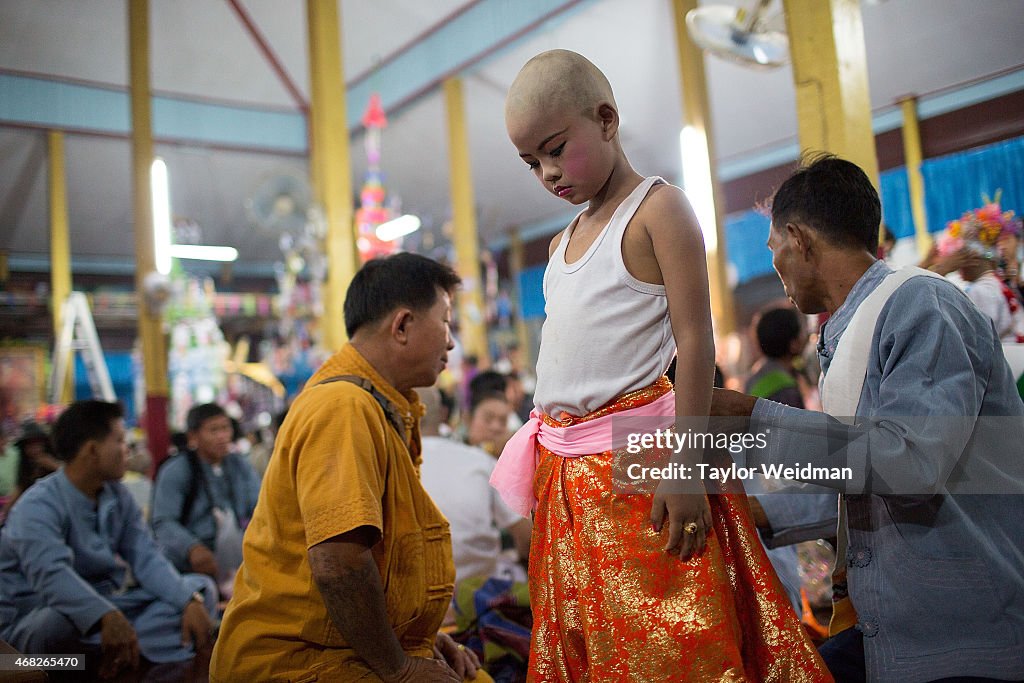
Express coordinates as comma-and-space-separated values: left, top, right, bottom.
0, 469, 194, 634
151, 452, 260, 571
744, 260, 1024, 681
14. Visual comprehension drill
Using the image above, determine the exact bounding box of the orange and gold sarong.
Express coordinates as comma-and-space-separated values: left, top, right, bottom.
528, 377, 830, 682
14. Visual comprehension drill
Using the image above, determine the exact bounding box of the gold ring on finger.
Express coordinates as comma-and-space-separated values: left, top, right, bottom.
683, 522, 698, 534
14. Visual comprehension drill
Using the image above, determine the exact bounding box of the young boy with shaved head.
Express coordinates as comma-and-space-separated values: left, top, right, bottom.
493, 50, 827, 680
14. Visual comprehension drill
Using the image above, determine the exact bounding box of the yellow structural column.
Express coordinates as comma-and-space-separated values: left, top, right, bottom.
783, 0, 880, 188
307, 0, 357, 353
129, 0, 171, 469
900, 97, 931, 258
507, 229, 532, 365
672, 0, 735, 336
443, 77, 489, 364
49, 131, 74, 403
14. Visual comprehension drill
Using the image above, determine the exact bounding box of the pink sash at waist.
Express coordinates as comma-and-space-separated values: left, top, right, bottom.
489, 390, 676, 517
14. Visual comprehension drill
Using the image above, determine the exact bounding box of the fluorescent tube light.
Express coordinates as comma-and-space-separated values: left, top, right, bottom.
375, 214, 421, 241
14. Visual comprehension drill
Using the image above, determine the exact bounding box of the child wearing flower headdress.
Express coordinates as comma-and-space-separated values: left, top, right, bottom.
937, 200, 1024, 342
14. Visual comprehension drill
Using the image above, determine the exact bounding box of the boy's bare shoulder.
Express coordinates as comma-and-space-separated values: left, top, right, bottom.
639, 182, 700, 234
644, 182, 690, 213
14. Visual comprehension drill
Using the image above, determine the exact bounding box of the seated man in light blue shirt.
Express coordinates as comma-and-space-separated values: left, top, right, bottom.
713, 154, 1024, 683
151, 403, 260, 586
0, 400, 215, 679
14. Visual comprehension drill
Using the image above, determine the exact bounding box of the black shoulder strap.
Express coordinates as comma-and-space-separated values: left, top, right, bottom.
180, 449, 204, 524
315, 374, 408, 444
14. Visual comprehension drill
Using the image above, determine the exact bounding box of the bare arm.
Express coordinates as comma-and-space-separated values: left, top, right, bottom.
309, 528, 461, 683
308, 526, 407, 681
646, 186, 716, 431
643, 186, 717, 559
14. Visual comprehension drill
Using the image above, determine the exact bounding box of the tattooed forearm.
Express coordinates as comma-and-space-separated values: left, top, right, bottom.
309, 535, 407, 681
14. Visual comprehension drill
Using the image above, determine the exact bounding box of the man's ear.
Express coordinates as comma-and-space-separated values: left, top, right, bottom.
787, 222, 815, 261
389, 308, 414, 344
77, 438, 99, 465
597, 102, 619, 140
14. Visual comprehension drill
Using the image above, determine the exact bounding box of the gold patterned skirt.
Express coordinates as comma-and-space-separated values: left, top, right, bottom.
527, 377, 831, 682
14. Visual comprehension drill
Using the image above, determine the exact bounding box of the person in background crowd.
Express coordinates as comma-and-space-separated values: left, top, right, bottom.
936, 202, 1024, 343
746, 307, 808, 409
465, 391, 512, 458
468, 370, 524, 432
2, 421, 60, 517
468, 371, 506, 408
419, 386, 531, 585
999, 231, 1023, 300
0, 400, 215, 679
744, 306, 838, 621
419, 391, 533, 682
246, 407, 288, 479
151, 403, 260, 592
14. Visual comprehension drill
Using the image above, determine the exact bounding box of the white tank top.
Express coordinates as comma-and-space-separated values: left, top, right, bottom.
533, 176, 675, 417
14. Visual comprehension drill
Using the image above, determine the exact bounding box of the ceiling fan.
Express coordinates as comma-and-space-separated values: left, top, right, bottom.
245, 170, 313, 237
686, 0, 789, 70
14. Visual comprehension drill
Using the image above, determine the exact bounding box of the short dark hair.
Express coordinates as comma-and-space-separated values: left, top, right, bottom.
186, 403, 228, 433
770, 153, 881, 252
170, 431, 189, 454
470, 390, 509, 415
343, 253, 461, 338
756, 307, 803, 359
469, 371, 507, 402
52, 400, 124, 462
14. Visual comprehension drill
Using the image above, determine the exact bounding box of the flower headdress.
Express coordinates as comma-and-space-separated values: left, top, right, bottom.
938, 191, 1022, 258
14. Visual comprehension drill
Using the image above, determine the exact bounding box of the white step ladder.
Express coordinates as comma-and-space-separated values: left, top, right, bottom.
50, 292, 116, 403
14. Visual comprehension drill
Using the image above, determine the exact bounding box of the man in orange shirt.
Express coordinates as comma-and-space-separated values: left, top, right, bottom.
211, 253, 482, 682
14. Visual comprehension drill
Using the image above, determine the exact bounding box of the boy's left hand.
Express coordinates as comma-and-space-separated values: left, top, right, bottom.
651, 486, 712, 562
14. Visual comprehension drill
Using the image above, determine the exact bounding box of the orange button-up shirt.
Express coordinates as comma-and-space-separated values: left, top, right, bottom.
211, 344, 455, 682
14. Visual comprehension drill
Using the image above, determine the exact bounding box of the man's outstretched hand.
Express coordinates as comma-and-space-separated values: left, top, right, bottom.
710, 388, 757, 418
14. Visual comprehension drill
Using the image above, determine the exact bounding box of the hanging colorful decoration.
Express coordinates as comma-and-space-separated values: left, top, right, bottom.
355, 93, 400, 262
162, 275, 230, 430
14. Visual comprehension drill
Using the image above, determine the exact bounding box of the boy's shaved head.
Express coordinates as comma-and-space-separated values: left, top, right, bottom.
505, 49, 616, 123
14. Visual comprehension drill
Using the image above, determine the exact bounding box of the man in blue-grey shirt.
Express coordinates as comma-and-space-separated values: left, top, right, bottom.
151, 403, 260, 584
0, 400, 216, 679
713, 154, 1024, 683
